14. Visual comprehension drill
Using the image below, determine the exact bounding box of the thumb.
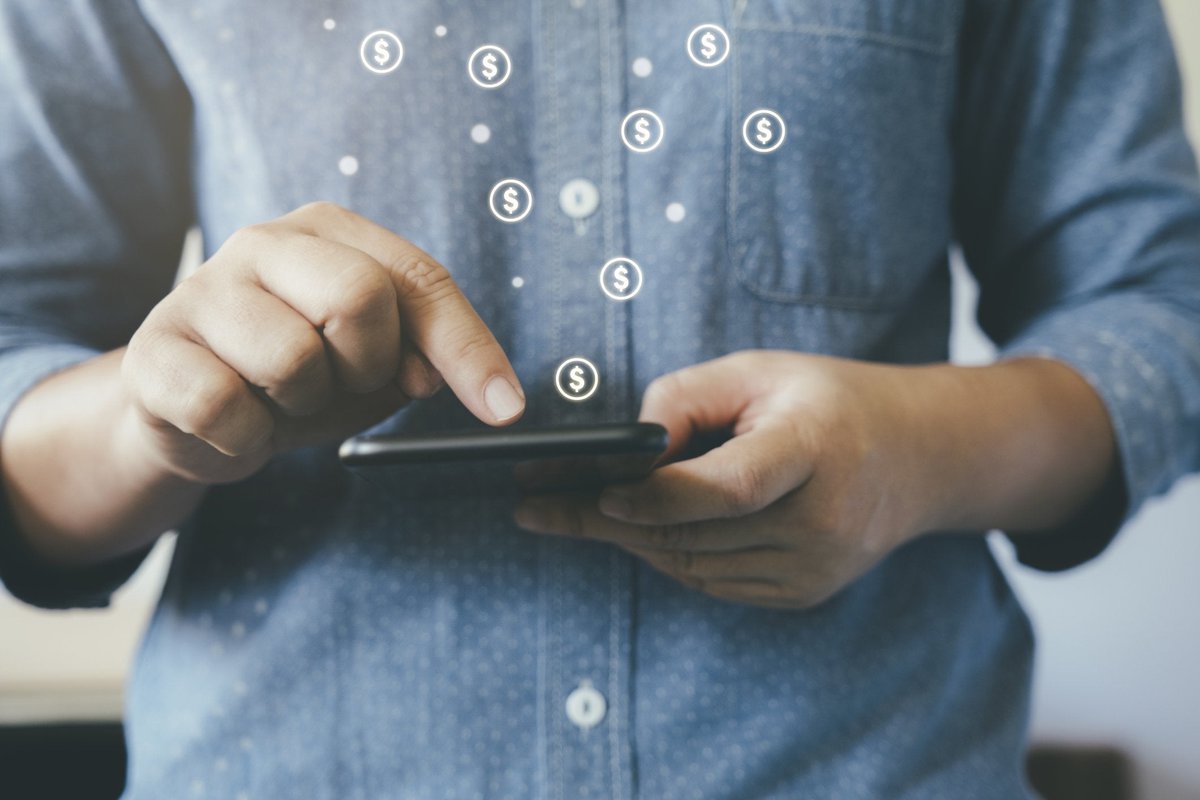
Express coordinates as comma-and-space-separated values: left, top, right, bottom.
638, 354, 766, 462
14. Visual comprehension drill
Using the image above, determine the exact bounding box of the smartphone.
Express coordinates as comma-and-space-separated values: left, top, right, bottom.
338, 422, 669, 492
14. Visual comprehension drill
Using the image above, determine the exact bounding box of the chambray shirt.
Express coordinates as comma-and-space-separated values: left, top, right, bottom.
3, 1, 1200, 798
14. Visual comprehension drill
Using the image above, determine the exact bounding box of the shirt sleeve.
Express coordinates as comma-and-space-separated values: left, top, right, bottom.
0, 1, 193, 607
953, 0, 1200, 571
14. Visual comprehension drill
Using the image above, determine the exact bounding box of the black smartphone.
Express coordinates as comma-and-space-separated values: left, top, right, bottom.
338, 422, 669, 492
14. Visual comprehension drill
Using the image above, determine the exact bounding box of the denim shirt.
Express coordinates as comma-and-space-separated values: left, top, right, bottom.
2, 1, 1199, 798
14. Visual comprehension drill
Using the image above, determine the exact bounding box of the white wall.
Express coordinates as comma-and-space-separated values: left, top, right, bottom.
0, 3, 1198, 798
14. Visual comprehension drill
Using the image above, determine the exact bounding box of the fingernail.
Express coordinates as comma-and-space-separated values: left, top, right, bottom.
598, 490, 632, 521
484, 376, 524, 422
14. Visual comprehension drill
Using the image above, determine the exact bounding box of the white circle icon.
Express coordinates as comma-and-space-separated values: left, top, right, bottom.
360, 31, 404, 74
620, 109, 665, 154
555, 357, 600, 402
468, 44, 512, 89
598, 257, 643, 301
489, 179, 533, 223
742, 109, 786, 153
686, 24, 730, 67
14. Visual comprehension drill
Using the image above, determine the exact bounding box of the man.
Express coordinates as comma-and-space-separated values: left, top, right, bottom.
1, 1, 1197, 797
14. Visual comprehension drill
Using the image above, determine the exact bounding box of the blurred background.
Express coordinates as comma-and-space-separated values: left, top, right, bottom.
1, 3, 1198, 798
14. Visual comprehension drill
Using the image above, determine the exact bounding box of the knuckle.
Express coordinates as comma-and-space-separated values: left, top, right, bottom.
672, 548, 696, 575
448, 327, 497, 365
180, 374, 247, 439
325, 262, 395, 325
643, 372, 682, 407
124, 327, 179, 402
722, 461, 769, 514
807, 500, 845, 538
563, 506, 586, 538
226, 222, 282, 255
393, 257, 455, 303
653, 523, 696, 551
397, 364, 443, 401
263, 333, 326, 391
296, 200, 344, 220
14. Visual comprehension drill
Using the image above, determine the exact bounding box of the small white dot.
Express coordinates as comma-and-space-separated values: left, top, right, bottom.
470, 123, 491, 144
322, 18, 336, 31
215, 758, 228, 772
218, 28, 233, 42
254, 599, 269, 615
233, 680, 248, 696
666, 202, 686, 223
239, 737, 254, 751
632, 57, 653, 78
511, 276, 525, 288
338, 155, 359, 176
230, 622, 246, 639
434, 25, 448, 37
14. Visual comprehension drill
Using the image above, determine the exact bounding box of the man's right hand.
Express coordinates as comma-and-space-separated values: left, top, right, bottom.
121, 201, 525, 485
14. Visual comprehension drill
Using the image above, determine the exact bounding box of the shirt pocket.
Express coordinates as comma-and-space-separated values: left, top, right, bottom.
729, 0, 957, 309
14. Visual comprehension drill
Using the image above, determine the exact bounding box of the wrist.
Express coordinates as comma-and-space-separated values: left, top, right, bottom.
895, 358, 1116, 535
866, 363, 971, 542
894, 363, 988, 534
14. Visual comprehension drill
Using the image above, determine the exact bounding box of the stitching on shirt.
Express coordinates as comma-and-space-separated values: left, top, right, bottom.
549, 2, 564, 408
545, 3, 566, 794
599, 0, 618, 422
733, 23, 951, 58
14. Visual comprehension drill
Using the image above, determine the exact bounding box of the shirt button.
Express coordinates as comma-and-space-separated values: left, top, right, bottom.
565, 679, 607, 729
558, 178, 600, 220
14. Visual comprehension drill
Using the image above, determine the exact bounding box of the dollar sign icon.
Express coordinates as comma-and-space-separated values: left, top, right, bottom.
490, 179, 533, 223
613, 266, 630, 294
469, 45, 511, 88
634, 116, 651, 146
360, 31, 403, 75
742, 109, 786, 153
481, 53, 498, 81
555, 357, 599, 402
687, 24, 730, 67
569, 366, 586, 394
621, 109, 664, 153
756, 117, 773, 145
599, 257, 643, 301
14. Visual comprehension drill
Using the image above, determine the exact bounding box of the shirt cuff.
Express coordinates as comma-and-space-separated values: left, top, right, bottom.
0, 343, 149, 608
998, 295, 1198, 571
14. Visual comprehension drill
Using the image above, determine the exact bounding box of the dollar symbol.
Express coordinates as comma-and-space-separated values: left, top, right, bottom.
373, 38, 390, 66
569, 366, 586, 394
502, 187, 520, 215
634, 116, 652, 146
700, 31, 717, 60
613, 266, 630, 294
756, 116, 773, 145
481, 53, 498, 81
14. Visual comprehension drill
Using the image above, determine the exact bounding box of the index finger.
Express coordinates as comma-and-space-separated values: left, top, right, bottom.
288, 202, 525, 425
